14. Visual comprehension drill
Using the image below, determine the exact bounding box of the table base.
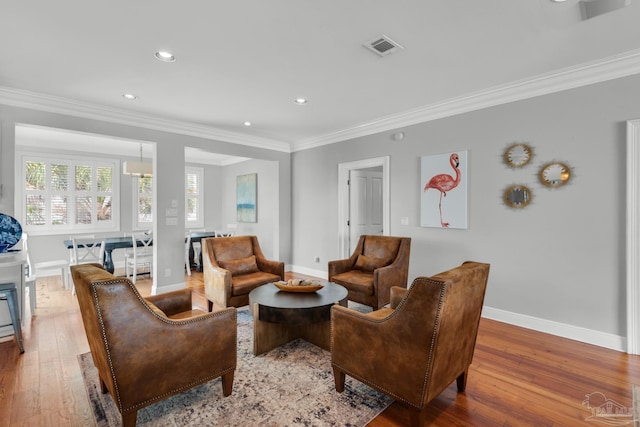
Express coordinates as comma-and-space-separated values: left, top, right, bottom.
251, 299, 347, 356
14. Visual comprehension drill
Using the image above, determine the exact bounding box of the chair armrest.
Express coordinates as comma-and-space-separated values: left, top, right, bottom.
100, 304, 237, 408
328, 258, 354, 279
203, 263, 232, 307
373, 253, 410, 306
146, 288, 192, 317
256, 258, 285, 279
201, 238, 233, 307
389, 286, 408, 309
331, 304, 394, 370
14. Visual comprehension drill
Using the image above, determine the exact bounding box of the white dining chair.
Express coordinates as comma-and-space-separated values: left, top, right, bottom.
189, 228, 206, 270
70, 236, 106, 294
226, 224, 237, 236
184, 232, 192, 276
125, 232, 153, 284
20, 233, 37, 311
21, 233, 70, 301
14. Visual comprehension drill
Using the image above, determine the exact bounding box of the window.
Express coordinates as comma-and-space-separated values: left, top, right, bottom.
20, 154, 120, 234
135, 176, 153, 229
186, 167, 204, 228
132, 167, 204, 229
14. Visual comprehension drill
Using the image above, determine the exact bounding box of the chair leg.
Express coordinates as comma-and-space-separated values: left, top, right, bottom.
2, 286, 24, 353
121, 410, 137, 427
221, 370, 235, 396
26, 279, 36, 310
61, 266, 68, 288
456, 368, 468, 392
332, 367, 346, 392
409, 407, 426, 427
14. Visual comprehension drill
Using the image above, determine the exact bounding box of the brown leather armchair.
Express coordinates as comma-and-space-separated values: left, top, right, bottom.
328, 235, 411, 310
202, 235, 284, 309
71, 263, 237, 427
331, 261, 490, 427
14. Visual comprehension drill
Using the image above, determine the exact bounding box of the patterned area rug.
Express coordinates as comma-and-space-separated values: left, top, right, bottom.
78, 306, 392, 426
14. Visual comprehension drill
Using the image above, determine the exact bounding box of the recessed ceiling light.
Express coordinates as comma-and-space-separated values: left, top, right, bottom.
550, 0, 568, 2
122, 93, 138, 100
154, 50, 175, 62
243, 121, 252, 127
294, 98, 308, 105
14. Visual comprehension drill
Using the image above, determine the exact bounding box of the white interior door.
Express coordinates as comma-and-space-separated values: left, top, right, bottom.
349, 170, 383, 253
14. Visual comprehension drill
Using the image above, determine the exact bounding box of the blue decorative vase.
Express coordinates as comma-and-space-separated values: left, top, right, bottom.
0, 213, 23, 253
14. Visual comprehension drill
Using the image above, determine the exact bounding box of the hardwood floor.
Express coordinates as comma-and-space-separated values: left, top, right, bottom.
1, 271, 640, 426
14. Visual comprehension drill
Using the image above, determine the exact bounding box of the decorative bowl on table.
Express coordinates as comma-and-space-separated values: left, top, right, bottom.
274, 279, 324, 293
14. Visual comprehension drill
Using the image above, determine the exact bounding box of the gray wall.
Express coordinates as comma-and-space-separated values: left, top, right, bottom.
291, 73, 640, 340
221, 159, 280, 260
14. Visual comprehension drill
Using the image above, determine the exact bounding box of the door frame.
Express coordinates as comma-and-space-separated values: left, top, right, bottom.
338, 156, 390, 258
627, 119, 640, 354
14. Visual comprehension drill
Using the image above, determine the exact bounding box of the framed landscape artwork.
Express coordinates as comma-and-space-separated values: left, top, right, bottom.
237, 173, 257, 222
420, 150, 468, 229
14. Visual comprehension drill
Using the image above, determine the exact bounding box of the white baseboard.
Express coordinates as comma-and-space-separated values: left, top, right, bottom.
151, 281, 186, 295
288, 264, 327, 280
481, 306, 626, 352
288, 265, 627, 352
35, 268, 66, 277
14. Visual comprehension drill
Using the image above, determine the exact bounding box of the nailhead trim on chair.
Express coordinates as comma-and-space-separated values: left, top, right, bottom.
330, 277, 446, 409
420, 278, 447, 408
90, 278, 237, 413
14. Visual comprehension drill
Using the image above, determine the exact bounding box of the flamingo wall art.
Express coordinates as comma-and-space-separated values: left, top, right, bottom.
421, 150, 468, 229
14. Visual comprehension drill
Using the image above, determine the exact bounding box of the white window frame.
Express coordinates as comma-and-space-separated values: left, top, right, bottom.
186, 166, 204, 229
17, 152, 120, 236
134, 176, 153, 230
132, 167, 204, 230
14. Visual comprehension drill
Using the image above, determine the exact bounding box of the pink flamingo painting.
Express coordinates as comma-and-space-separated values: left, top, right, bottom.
424, 153, 461, 227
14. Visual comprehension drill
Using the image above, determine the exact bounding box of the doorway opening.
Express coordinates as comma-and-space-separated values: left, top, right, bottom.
338, 156, 390, 258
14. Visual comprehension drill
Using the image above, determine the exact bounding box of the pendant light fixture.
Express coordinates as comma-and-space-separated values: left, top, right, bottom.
123, 144, 152, 178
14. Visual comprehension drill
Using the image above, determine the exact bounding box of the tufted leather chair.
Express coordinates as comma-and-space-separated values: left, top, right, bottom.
71, 263, 237, 427
328, 235, 411, 310
202, 235, 284, 309
331, 261, 490, 427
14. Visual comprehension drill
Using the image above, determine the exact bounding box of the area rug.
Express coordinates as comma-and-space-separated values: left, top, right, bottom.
78, 306, 392, 426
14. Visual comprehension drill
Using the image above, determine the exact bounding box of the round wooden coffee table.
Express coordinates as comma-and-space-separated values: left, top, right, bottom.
248, 281, 348, 355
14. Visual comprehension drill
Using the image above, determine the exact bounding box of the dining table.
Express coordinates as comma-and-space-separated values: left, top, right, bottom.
64, 236, 152, 274
64, 231, 229, 274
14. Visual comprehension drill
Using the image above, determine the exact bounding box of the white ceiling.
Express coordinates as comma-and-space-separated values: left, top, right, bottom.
2, 0, 640, 152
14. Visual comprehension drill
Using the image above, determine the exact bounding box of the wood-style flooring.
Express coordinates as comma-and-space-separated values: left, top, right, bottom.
1, 270, 639, 426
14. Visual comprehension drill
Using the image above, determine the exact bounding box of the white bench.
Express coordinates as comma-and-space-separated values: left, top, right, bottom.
33, 259, 70, 289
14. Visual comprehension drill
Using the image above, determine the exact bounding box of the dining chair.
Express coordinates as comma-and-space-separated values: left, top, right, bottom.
21, 233, 70, 303
190, 228, 206, 270
20, 234, 37, 311
226, 224, 237, 236
70, 235, 106, 294
184, 232, 192, 276
125, 232, 153, 284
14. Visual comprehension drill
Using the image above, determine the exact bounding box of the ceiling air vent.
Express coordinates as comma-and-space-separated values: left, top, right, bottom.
363, 35, 404, 57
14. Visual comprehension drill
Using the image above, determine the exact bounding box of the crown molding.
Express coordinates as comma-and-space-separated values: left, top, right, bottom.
3, 48, 640, 154
0, 87, 291, 153
292, 48, 640, 152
